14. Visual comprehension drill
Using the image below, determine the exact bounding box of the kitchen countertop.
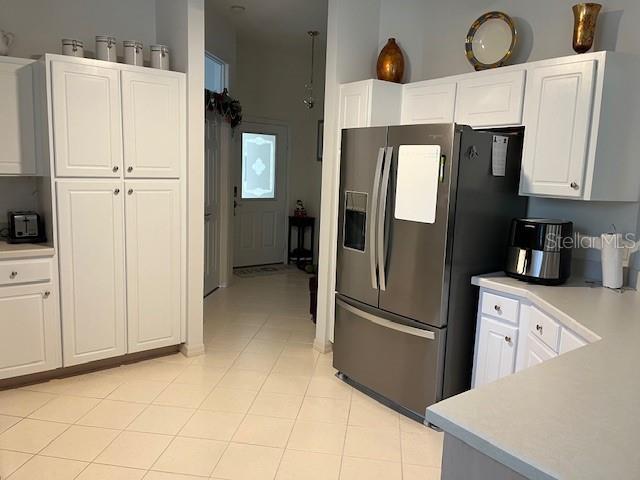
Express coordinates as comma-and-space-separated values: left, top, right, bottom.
426, 274, 640, 480
0, 240, 55, 260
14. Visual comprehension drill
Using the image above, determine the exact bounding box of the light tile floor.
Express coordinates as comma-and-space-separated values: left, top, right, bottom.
0, 269, 443, 479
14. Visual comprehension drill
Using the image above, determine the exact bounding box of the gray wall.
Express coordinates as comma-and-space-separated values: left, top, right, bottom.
0, 0, 157, 60
377, 0, 640, 277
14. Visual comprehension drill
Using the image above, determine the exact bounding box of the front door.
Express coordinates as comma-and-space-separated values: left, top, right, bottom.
233, 122, 288, 267
204, 112, 221, 295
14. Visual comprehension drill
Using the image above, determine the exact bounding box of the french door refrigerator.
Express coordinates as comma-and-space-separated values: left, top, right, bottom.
334, 123, 527, 421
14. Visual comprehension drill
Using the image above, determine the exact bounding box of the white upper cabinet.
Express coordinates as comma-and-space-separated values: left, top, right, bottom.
520, 60, 595, 198
401, 80, 456, 125
455, 70, 525, 127
520, 52, 640, 201
122, 71, 184, 178
0, 58, 36, 175
339, 80, 402, 129
51, 61, 123, 177
125, 180, 181, 352
57, 180, 127, 366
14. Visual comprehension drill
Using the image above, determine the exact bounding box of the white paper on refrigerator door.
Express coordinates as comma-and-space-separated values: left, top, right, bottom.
394, 145, 441, 224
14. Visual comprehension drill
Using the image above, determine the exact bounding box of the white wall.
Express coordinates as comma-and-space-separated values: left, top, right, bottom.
0, 0, 157, 61
204, 6, 237, 89
156, 0, 206, 355
314, 0, 382, 351
235, 37, 325, 261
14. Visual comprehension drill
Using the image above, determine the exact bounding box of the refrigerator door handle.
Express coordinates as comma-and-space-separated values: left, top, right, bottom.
369, 147, 385, 290
377, 146, 393, 291
337, 298, 435, 340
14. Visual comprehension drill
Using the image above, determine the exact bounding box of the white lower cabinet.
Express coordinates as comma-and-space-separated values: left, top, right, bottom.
474, 288, 589, 388
523, 332, 557, 368
473, 316, 518, 388
125, 180, 181, 352
57, 180, 127, 366
57, 179, 182, 366
0, 282, 61, 379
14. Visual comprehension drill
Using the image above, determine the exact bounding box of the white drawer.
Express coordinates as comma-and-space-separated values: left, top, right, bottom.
528, 306, 561, 352
481, 291, 519, 324
0, 259, 52, 286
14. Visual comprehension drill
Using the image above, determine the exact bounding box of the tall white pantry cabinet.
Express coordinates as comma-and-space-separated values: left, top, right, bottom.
44, 55, 186, 366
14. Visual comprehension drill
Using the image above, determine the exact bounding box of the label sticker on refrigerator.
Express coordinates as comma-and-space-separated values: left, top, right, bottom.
394, 145, 440, 224
492, 135, 508, 177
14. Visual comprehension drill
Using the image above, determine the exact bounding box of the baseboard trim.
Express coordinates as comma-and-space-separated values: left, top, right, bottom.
180, 342, 206, 357
0, 345, 180, 391
313, 337, 333, 354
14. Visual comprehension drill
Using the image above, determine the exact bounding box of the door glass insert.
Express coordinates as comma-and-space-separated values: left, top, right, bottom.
343, 191, 367, 252
241, 132, 276, 199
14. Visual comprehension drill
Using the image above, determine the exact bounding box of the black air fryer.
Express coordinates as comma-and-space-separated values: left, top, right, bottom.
504, 218, 573, 285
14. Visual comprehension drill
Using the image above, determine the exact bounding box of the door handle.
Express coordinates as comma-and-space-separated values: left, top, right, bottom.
369, 147, 385, 290
204, 213, 212, 218
377, 146, 393, 291
337, 298, 435, 339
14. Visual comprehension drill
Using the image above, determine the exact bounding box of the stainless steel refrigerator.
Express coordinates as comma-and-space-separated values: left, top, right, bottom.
333, 123, 527, 421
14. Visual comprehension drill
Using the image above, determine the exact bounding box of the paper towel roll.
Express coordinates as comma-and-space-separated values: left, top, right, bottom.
601, 233, 624, 289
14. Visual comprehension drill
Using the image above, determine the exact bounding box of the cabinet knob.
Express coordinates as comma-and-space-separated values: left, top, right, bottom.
43, 291, 51, 298
494, 305, 502, 314
536, 324, 543, 334
9, 271, 17, 279
504, 336, 512, 344
127, 166, 133, 173
112, 166, 119, 173
570, 182, 579, 190
114, 188, 120, 195
128, 189, 133, 195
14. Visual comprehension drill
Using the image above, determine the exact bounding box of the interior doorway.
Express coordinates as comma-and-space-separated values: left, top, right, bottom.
233, 121, 289, 267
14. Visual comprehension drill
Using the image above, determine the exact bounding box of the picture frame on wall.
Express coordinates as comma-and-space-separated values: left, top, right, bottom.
317, 119, 324, 161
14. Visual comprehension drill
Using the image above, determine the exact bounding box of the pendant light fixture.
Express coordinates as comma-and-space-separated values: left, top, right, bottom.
304, 30, 319, 109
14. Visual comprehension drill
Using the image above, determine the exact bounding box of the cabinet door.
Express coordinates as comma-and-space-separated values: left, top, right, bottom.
473, 316, 518, 388
125, 180, 181, 352
0, 283, 61, 379
339, 82, 371, 129
401, 81, 456, 125
122, 71, 183, 178
51, 61, 123, 177
525, 332, 557, 368
520, 60, 596, 198
559, 328, 587, 354
57, 180, 126, 365
0, 60, 36, 174
455, 70, 525, 127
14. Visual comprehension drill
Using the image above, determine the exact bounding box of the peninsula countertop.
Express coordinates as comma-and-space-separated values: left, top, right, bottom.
426, 274, 640, 480
0, 240, 55, 260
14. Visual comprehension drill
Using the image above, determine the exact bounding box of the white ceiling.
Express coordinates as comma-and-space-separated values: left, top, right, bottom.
206, 0, 328, 47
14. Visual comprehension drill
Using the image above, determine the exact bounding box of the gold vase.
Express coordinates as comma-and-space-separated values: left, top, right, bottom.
572, 3, 602, 54
377, 38, 404, 83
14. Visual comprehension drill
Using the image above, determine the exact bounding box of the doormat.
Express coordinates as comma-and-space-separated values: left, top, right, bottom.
234, 264, 295, 278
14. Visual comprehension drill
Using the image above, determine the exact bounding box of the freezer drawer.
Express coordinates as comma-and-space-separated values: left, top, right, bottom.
333, 297, 445, 417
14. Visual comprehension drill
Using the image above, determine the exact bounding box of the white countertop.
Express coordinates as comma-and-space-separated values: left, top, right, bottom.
0, 240, 55, 260
426, 274, 640, 480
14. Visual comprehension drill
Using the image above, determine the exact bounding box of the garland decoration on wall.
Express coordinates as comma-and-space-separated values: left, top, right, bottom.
205, 88, 243, 128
